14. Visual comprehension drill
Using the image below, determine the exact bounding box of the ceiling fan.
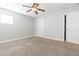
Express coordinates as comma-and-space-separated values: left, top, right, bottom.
22, 3, 45, 15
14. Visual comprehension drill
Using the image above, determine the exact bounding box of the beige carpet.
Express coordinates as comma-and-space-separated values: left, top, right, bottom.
0, 37, 79, 56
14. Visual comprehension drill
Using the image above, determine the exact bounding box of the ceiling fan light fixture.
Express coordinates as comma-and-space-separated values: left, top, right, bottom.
32, 8, 37, 11
22, 3, 45, 15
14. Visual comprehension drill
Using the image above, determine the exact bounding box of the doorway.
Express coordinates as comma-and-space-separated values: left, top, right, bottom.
64, 14, 67, 42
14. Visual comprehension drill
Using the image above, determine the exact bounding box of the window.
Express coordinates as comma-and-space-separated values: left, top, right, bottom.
1, 14, 13, 24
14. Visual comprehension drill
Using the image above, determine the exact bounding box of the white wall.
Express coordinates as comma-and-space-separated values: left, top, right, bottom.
35, 6, 79, 44
35, 17, 44, 36
0, 8, 34, 41
66, 6, 79, 44
35, 11, 64, 41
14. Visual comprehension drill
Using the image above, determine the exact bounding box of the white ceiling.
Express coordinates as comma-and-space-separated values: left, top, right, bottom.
0, 3, 77, 18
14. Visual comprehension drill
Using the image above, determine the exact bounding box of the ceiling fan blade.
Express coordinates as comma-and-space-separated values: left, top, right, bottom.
22, 5, 32, 8
27, 9, 32, 12
32, 3, 36, 7
37, 8, 45, 12
35, 11, 38, 14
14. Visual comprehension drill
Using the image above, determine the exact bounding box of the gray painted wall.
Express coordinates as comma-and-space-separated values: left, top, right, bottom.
35, 6, 79, 44
0, 8, 35, 41
35, 11, 64, 41
66, 6, 79, 44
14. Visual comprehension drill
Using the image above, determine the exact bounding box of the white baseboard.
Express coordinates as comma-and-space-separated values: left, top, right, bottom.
67, 40, 79, 45
0, 35, 34, 44
0, 35, 63, 44
34, 35, 64, 42
34, 35, 79, 45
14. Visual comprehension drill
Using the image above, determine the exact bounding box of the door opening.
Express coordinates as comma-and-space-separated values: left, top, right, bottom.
64, 14, 67, 42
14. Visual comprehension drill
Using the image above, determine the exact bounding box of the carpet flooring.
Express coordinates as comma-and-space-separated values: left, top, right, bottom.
0, 37, 79, 56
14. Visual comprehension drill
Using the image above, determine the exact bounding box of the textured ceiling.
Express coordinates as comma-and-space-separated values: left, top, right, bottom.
0, 3, 77, 18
